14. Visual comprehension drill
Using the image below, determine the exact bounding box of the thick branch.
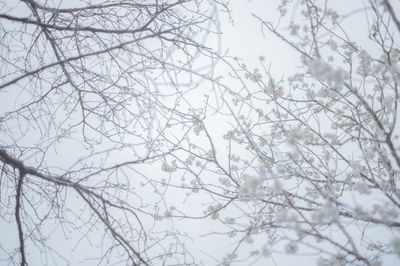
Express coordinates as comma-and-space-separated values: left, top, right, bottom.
0, 13, 152, 34
0, 148, 74, 187
383, 0, 400, 33
15, 170, 26, 266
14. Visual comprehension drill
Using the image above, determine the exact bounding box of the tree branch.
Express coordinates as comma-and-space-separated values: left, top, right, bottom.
383, 0, 400, 33
15, 169, 26, 266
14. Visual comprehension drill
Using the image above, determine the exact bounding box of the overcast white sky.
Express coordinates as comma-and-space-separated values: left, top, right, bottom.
1, 0, 400, 265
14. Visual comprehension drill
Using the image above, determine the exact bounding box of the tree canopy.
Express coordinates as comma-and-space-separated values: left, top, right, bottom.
0, 0, 400, 265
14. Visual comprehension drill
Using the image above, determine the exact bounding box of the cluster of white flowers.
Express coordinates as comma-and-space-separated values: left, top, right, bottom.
184, 154, 195, 166
222, 130, 234, 139
384, 50, 400, 80
268, 180, 284, 195
308, 59, 347, 88
323, 132, 340, 145
154, 213, 163, 221
222, 252, 237, 265
284, 241, 298, 254
286, 126, 307, 145
240, 173, 265, 199
326, 8, 339, 24
383, 95, 395, 112
317, 256, 349, 266
362, 143, 378, 160
305, 186, 320, 200
249, 250, 260, 257
161, 160, 177, 173
245, 68, 262, 82
274, 208, 297, 223
261, 244, 271, 257
350, 161, 363, 178
372, 204, 399, 221
328, 40, 338, 51
312, 202, 340, 224
356, 50, 373, 77
296, 225, 307, 240
289, 23, 300, 35
353, 181, 371, 195
219, 177, 232, 187
392, 238, 400, 257
286, 127, 302, 145
224, 217, 235, 224
193, 122, 203, 135
285, 126, 316, 147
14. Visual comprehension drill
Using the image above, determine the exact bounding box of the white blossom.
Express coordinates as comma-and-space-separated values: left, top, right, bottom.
285, 241, 298, 253
261, 245, 271, 257
328, 40, 338, 51
312, 202, 340, 224
240, 173, 264, 199
161, 161, 176, 173
309, 58, 347, 88
392, 238, 400, 257
356, 50, 373, 77
354, 182, 371, 195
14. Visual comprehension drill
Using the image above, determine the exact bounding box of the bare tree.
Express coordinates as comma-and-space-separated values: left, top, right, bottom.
2, 0, 400, 265
0, 0, 220, 265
